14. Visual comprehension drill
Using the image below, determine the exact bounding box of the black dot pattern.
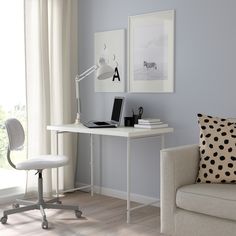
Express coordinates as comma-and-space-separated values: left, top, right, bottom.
196, 114, 236, 183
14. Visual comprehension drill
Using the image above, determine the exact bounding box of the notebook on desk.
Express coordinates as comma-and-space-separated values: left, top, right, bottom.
84, 96, 124, 128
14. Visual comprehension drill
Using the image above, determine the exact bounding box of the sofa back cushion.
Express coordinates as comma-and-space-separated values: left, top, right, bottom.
197, 113, 236, 183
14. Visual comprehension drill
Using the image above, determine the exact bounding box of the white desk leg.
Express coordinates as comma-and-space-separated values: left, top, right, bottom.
55, 131, 59, 198
98, 135, 102, 194
90, 134, 94, 197
127, 137, 131, 224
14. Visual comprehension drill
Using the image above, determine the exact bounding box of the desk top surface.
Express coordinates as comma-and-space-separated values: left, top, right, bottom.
47, 123, 173, 138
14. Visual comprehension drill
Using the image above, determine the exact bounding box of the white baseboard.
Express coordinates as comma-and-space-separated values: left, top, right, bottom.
76, 182, 160, 207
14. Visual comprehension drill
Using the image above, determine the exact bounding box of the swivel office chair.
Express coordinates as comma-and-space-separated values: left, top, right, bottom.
0, 118, 82, 229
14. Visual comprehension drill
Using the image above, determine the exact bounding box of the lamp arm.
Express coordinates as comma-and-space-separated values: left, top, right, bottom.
74, 64, 98, 124
76, 65, 98, 82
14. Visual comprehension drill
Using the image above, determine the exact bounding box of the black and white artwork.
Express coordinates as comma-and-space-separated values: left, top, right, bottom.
133, 23, 168, 81
94, 29, 125, 92
128, 10, 174, 93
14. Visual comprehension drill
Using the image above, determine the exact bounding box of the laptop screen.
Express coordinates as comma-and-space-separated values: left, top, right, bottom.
111, 97, 124, 123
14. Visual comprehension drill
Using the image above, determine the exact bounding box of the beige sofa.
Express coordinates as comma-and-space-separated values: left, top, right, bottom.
160, 144, 236, 236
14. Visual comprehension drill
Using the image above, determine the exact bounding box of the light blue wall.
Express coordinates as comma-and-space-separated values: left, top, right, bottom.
76, 0, 236, 198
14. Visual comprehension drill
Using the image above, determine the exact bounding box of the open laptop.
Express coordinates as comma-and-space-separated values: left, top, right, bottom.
84, 96, 124, 128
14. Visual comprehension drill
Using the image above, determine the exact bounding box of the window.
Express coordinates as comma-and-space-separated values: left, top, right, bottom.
0, 0, 26, 191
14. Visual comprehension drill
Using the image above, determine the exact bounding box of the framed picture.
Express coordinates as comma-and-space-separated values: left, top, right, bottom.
94, 29, 125, 92
128, 10, 175, 93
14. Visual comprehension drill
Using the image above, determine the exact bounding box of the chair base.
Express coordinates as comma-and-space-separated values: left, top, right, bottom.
1, 199, 82, 229
1, 171, 82, 229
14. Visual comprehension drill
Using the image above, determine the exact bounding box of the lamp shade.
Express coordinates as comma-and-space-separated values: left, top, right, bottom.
97, 64, 114, 80
96, 57, 114, 80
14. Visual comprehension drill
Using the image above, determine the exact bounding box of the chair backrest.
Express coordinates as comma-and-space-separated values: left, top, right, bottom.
5, 118, 25, 151
5, 118, 25, 169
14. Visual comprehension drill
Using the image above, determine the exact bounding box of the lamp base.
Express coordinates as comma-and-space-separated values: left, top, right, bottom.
74, 113, 81, 124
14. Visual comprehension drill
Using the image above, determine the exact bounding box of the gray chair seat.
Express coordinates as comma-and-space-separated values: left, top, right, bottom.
16, 155, 69, 170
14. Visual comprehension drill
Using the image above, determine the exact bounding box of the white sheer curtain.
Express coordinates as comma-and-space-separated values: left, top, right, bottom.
24, 0, 78, 195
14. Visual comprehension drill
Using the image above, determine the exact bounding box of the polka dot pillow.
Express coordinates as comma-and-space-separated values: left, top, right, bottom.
196, 113, 236, 184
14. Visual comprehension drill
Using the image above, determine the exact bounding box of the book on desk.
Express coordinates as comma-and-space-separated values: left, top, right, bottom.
134, 118, 168, 129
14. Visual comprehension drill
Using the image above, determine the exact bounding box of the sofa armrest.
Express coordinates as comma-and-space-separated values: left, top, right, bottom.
160, 144, 200, 235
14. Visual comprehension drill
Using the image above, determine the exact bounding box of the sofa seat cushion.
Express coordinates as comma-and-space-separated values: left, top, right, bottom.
176, 183, 236, 221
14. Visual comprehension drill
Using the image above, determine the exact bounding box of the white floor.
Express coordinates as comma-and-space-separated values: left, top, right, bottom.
0, 191, 161, 236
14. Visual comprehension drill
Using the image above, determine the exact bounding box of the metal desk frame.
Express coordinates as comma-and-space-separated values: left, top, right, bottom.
47, 124, 173, 223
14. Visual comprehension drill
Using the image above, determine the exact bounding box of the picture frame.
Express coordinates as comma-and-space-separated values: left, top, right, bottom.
94, 29, 125, 92
128, 10, 175, 93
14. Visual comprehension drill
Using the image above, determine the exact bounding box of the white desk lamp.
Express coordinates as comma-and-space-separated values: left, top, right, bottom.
74, 58, 114, 124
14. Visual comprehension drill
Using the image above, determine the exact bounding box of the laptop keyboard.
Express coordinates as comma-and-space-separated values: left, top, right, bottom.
94, 121, 110, 125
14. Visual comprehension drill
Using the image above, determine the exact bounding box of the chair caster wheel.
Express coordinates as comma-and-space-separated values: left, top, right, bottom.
75, 210, 82, 218
42, 220, 48, 229
1, 216, 8, 224
12, 203, 19, 209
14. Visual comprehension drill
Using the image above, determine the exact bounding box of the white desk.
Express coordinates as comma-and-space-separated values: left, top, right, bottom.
47, 123, 173, 223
